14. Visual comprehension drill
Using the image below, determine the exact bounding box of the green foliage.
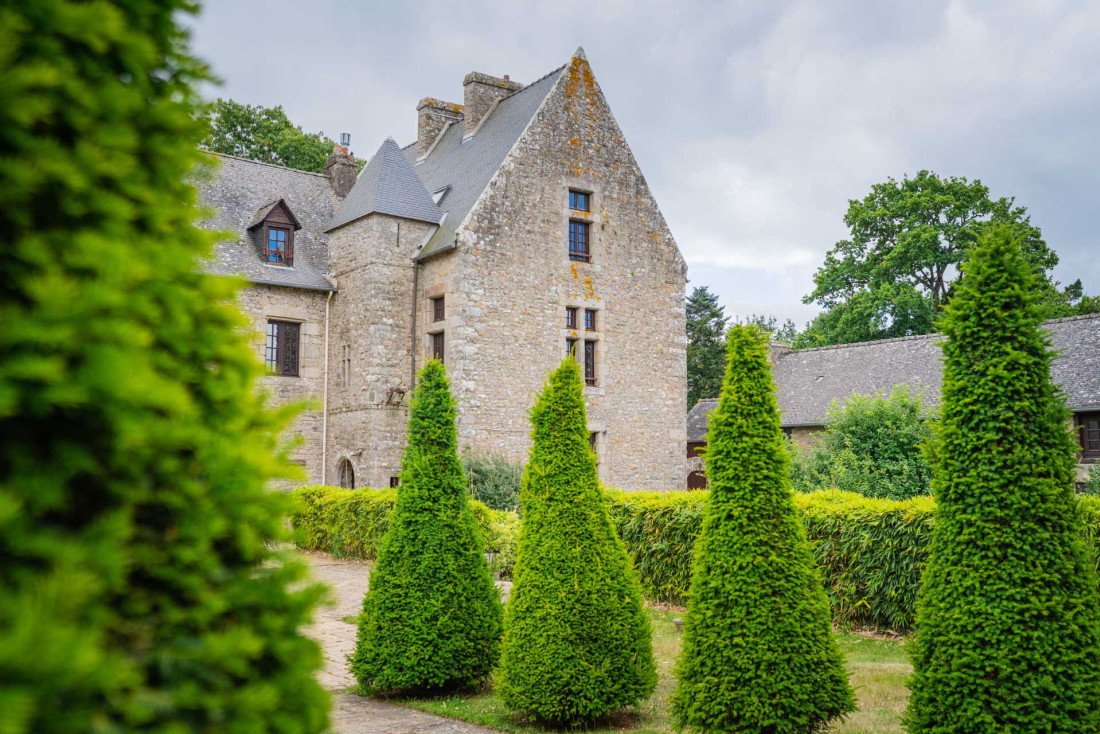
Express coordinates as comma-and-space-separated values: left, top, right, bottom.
671, 326, 855, 732
738, 312, 801, 343
798, 170, 1088, 347
462, 451, 522, 512
788, 386, 935, 500
498, 359, 656, 724
0, 1, 328, 731
686, 285, 729, 407
906, 228, 1100, 732
201, 98, 349, 173
352, 361, 503, 694
290, 486, 517, 577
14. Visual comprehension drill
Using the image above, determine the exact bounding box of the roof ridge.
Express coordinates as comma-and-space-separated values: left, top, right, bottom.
201, 150, 331, 178
789, 313, 1099, 355
504, 63, 567, 102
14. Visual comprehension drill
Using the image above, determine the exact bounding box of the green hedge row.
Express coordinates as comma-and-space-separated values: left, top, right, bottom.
292, 486, 1100, 632
291, 486, 518, 578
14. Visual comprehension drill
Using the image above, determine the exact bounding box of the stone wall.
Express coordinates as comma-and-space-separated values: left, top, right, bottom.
446, 54, 688, 490
235, 283, 330, 485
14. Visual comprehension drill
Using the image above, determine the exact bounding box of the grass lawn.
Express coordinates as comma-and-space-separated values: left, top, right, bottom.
398, 608, 911, 733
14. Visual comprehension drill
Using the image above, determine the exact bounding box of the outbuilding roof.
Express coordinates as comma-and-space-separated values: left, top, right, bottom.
686, 313, 1100, 442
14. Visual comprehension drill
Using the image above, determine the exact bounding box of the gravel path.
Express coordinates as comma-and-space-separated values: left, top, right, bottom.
301, 551, 506, 734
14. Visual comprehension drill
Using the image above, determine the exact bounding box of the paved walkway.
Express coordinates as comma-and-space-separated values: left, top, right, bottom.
301, 551, 505, 734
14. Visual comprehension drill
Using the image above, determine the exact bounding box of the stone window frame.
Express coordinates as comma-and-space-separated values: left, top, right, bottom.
561, 300, 605, 395
563, 183, 600, 266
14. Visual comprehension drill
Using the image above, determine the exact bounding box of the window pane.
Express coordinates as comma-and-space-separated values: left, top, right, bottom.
566, 307, 577, 329
584, 309, 596, 331
566, 338, 577, 359
569, 190, 589, 212
267, 227, 288, 263
569, 221, 590, 261
584, 340, 596, 384
432, 332, 445, 363
433, 296, 445, 322
280, 322, 300, 377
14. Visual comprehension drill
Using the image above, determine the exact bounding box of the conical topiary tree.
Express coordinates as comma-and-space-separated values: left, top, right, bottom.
352, 359, 503, 693
498, 358, 656, 725
906, 228, 1100, 732
671, 324, 855, 733
0, 1, 328, 731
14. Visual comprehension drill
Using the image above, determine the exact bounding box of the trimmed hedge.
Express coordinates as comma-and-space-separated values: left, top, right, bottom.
291, 486, 518, 578
293, 486, 1100, 632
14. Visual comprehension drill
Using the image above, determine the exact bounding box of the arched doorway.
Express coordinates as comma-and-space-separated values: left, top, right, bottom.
338, 458, 355, 489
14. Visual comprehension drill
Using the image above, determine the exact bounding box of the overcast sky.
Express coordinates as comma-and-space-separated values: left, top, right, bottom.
188, 0, 1100, 326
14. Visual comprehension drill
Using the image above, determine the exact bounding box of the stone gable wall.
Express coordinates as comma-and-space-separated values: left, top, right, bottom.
446, 55, 688, 490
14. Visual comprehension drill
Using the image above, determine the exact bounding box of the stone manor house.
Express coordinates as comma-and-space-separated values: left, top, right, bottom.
197, 49, 688, 491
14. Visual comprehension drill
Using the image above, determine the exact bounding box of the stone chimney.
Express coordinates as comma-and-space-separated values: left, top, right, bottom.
323, 141, 357, 198
416, 98, 463, 158
462, 72, 523, 132
767, 341, 793, 366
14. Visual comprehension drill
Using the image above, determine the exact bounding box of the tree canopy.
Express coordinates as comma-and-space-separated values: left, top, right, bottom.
686, 286, 728, 408
201, 98, 347, 173
798, 170, 1096, 347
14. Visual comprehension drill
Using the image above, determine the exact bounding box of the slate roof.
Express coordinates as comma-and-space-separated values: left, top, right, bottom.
197, 152, 337, 291
403, 64, 567, 259
326, 138, 442, 232
686, 314, 1100, 442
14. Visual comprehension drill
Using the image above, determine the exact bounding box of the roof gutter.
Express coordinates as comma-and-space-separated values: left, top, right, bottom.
415, 237, 458, 262
246, 277, 337, 293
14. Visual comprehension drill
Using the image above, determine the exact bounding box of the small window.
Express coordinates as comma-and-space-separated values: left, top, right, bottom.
566, 337, 578, 359
584, 340, 596, 385
569, 220, 590, 262
432, 296, 445, 322
341, 344, 351, 386
265, 320, 300, 376
584, 309, 597, 332
565, 307, 578, 329
589, 431, 598, 453
265, 226, 292, 265
432, 332, 445, 363
569, 190, 590, 212
338, 459, 355, 489
389, 476, 400, 488
1080, 412, 1100, 461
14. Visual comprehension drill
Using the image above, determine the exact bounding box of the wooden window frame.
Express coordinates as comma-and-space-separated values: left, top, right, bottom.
432, 296, 446, 323
565, 307, 578, 329
431, 331, 445, 363
262, 223, 294, 266
583, 340, 597, 386
569, 220, 591, 262
569, 189, 591, 213
584, 308, 597, 332
566, 337, 578, 360
1079, 412, 1100, 462
338, 458, 355, 489
265, 320, 300, 377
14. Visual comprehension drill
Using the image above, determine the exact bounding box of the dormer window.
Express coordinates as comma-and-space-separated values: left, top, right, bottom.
266, 227, 290, 264
432, 186, 450, 205
247, 198, 301, 268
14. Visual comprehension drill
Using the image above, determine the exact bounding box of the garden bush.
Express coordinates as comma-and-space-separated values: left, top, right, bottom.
352, 361, 502, 693
671, 325, 854, 733
907, 229, 1100, 732
462, 451, 522, 512
789, 385, 934, 500
0, 2, 327, 731
498, 359, 656, 724
291, 486, 517, 577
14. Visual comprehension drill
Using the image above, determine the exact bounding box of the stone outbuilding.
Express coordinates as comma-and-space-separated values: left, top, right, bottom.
686, 314, 1100, 489
197, 48, 688, 491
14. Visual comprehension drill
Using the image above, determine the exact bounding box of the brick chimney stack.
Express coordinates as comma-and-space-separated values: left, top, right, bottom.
323, 139, 357, 198
462, 72, 523, 132
416, 98, 463, 159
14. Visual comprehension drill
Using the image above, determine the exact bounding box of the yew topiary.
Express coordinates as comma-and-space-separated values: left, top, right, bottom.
671, 325, 855, 733
0, 1, 328, 730
352, 360, 503, 693
498, 358, 656, 724
906, 228, 1100, 732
